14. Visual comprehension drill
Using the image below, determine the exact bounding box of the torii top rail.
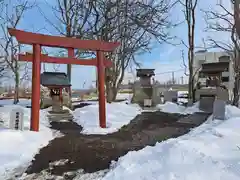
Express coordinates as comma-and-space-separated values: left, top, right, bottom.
8, 28, 120, 131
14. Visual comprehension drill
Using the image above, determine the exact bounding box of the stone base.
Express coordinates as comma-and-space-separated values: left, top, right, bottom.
199, 96, 215, 113
131, 86, 153, 105
47, 109, 73, 122
163, 91, 178, 103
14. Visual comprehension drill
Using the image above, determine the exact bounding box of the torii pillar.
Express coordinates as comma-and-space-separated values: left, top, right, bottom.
8, 28, 120, 131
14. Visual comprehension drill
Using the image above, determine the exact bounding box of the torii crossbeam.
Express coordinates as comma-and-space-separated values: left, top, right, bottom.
8, 28, 120, 132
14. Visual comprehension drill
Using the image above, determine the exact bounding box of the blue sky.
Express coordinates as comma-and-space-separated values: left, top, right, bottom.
4, 0, 231, 89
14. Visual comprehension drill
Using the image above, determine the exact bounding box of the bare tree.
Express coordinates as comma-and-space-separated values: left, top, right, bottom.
0, 0, 8, 79
39, 0, 174, 102
89, 0, 175, 102
53, 0, 95, 80
38, 0, 94, 77
178, 0, 198, 101
0, 0, 33, 104
204, 0, 240, 106
38, 0, 95, 107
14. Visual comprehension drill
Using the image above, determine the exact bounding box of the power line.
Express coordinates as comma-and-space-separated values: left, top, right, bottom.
154, 69, 185, 75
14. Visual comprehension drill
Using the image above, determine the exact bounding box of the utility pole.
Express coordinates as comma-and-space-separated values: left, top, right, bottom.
172, 71, 175, 84
181, 76, 184, 84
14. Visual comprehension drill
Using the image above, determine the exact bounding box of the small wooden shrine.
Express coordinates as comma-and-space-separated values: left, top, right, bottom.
40, 72, 71, 113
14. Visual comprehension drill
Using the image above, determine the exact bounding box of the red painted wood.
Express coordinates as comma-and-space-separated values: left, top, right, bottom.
59, 87, 63, 105
8, 28, 120, 52
18, 53, 113, 67
31, 44, 41, 132
8, 28, 120, 130
97, 51, 106, 128
68, 48, 74, 105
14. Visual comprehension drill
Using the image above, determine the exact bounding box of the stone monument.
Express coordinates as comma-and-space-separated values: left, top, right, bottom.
9, 108, 24, 130
131, 69, 155, 107
213, 99, 226, 120
163, 90, 178, 103
195, 62, 228, 113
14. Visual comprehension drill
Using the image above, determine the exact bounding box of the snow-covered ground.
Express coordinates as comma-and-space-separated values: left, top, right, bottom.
1, 96, 240, 180
157, 101, 201, 114
71, 93, 133, 102
73, 101, 141, 134
102, 104, 240, 180
0, 97, 141, 178
0, 105, 56, 179
116, 93, 133, 101
0, 98, 31, 106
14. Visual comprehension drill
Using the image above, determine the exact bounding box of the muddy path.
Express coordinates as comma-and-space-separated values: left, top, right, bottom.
25, 110, 209, 178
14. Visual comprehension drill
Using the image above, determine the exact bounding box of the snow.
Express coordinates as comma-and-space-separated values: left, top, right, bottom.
116, 93, 133, 101
103, 105, 240, 180
0, 104, 55, 179
73, 101, 141, 135
0, 98, 31, 106
157, 101, 201, 114
71, 93, 133, 103
2, 96, 240, 180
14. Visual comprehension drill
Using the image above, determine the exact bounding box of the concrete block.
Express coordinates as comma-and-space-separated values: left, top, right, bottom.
199, 95, 215, 113
213, 99, 226, 120
164, 91, 178, 102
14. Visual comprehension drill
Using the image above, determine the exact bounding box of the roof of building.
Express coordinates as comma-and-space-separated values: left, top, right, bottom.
199, 61, 229, 74
40, 72, 71, 87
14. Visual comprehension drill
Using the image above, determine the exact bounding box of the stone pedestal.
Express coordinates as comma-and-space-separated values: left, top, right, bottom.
213, 99, 226, 120
152, 85, 161, 105
131, 82, 153, 106
195, 88, 229, 102
47, 109, 73, 122
196, 87, 228, 113
163, 91, 178, 103
52, 95, 63, 112
144, 99, 152, 107
187, 99, 193, 106
199, 95, 215, 113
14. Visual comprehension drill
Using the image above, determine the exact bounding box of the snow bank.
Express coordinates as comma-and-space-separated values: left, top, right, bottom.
103, 105, 240, 180
0, 99, 31, 107
0, 105, 54, 179
157, 101, 201, 114
73, 102, 141, 134
116, 93, 133, 101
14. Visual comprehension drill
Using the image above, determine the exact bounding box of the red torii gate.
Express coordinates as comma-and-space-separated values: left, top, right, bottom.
8, 28, 120, 132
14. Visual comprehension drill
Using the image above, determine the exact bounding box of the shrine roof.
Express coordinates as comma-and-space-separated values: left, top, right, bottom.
199, 61, 229, 74
136, 69, 155, 77
40, 72, 71, 87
